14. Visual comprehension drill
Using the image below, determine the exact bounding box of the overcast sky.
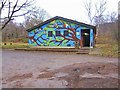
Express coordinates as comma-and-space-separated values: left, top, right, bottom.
35, 0, 119, 23
13, 0, 119, 24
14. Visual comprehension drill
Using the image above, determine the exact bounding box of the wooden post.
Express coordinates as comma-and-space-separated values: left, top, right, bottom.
80, 38, 83, 48
75, 41, 79, 49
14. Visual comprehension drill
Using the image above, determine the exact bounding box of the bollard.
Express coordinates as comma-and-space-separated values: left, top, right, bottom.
4, 43, 7, 45
10, 43, 12, 45
75, 41, 79, 49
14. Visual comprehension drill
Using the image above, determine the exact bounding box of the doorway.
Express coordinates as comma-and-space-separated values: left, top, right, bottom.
81, 29, 90, 47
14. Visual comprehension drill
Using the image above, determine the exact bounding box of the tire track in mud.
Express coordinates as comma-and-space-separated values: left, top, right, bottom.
2, 62, 118, 88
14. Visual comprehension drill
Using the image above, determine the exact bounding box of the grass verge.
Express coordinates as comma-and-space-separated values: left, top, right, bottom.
95, 43, 118, 58
1, 43, 30, 49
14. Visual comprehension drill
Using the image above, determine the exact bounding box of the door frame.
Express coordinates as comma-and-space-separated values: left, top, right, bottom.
81, 29, 90, 47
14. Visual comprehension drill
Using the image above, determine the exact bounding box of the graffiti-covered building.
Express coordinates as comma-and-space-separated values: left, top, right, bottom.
27, 16, 96, 48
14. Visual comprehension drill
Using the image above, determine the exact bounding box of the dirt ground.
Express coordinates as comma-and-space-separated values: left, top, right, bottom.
2, 50, 118, 88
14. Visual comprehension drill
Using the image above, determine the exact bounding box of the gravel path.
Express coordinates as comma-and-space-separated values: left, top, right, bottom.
2, 50, 118, 88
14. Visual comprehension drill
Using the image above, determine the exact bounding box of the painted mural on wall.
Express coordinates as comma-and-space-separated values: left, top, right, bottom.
28, 19, 94, 47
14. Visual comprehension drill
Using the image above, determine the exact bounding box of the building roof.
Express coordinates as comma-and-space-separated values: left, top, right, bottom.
26, 16, 96, 32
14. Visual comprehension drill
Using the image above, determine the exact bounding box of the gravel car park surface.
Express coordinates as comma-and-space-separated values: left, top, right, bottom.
2, 50, 118, 88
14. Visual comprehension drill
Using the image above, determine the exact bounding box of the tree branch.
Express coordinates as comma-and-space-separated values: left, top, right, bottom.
1, 0, 34, 30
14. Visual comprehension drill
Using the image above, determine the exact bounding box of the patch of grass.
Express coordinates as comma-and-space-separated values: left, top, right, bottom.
91, 35, 118, 57
3, 38, 29, 43
1, 43, 30, 49
96, 36, 115, 44
96, 43, 118, 57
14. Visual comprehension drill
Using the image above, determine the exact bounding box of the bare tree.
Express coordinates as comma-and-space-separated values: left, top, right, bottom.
2, 20, 28, 42
84, 0, 107, 25
94, 0, 106, 24
105, 12, 118, 23
0, 0, 34, 30
28, 7, 51, 21
84, 0, 93, 24
83, 0, 107, 37
105, 12, 118, 42
24, 7, 51, 29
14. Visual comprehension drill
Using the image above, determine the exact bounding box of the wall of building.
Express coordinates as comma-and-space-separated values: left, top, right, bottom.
28, 19, 94, 47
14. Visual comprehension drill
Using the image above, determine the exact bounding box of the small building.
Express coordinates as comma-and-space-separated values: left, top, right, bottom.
27, 16, 96, 48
